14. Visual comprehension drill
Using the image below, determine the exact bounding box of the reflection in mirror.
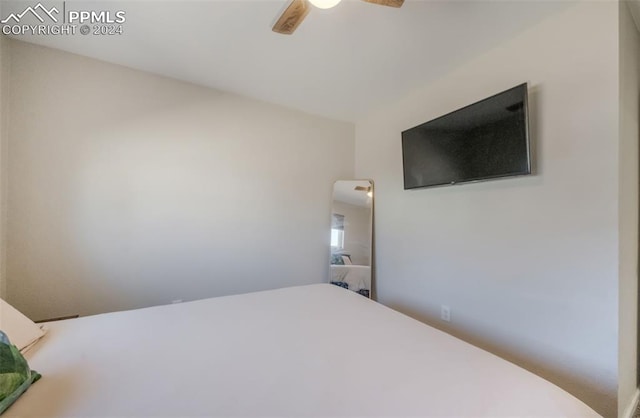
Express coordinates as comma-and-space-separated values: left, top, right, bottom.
329, 180, 373, 298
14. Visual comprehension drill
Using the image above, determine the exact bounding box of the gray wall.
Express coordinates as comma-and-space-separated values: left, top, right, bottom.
332, 200, 371, 266
354, 3, 619, 416
618, 1, 640, 415
5, 40, 354, 320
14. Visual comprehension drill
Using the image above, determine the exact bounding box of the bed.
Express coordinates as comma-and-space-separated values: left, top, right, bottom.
330, 265, 371, 293
6, 284, 599, 417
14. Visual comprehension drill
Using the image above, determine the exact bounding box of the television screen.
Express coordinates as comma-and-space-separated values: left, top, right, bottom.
401, 84, 531, 190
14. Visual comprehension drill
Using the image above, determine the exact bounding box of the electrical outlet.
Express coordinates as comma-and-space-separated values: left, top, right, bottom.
171, 299, 183, 304
441, 305, 451, 322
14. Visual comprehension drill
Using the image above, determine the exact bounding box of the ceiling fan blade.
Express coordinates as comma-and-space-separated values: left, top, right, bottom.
361, 0, 404, 7
273, 0, 311, 35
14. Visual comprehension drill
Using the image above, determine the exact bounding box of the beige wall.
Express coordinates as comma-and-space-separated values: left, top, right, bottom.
5, 39, 354, 320
618, 1, 640, 416
0, 29, 7, 300
354, 2, 619, 416
332, 200, 371, 266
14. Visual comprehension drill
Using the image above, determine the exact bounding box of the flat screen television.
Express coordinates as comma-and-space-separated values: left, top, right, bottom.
401, 83, 531, 190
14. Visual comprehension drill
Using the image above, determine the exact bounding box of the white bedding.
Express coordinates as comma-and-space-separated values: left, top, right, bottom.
8, 284, 598, 417
330, 265, 371, 291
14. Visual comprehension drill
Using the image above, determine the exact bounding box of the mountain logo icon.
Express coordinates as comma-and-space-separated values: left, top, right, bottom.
1, 3, 60, 24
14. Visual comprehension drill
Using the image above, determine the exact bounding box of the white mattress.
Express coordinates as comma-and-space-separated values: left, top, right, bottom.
8, 284, 599, 417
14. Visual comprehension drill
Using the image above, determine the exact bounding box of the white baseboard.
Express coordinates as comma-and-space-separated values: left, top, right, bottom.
622, 388, 640, 418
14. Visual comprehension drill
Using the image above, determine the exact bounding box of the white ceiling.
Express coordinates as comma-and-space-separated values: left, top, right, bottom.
3, 0, 571, 122
333, 180, 372, 207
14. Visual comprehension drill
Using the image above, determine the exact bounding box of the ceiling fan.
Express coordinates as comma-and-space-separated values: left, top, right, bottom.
273, 0, 404, 35
354, 185, 373, 197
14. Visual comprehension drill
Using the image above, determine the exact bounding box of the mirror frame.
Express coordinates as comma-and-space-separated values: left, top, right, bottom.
328, 179, 374, 299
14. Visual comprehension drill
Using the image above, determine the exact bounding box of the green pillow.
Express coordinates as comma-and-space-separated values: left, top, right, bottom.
0, 330, 40, 415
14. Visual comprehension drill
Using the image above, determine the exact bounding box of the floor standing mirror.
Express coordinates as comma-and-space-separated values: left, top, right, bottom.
329, 180, 373, 298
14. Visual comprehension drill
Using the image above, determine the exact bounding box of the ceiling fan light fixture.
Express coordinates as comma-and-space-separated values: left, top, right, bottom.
308, 0, 342, 9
